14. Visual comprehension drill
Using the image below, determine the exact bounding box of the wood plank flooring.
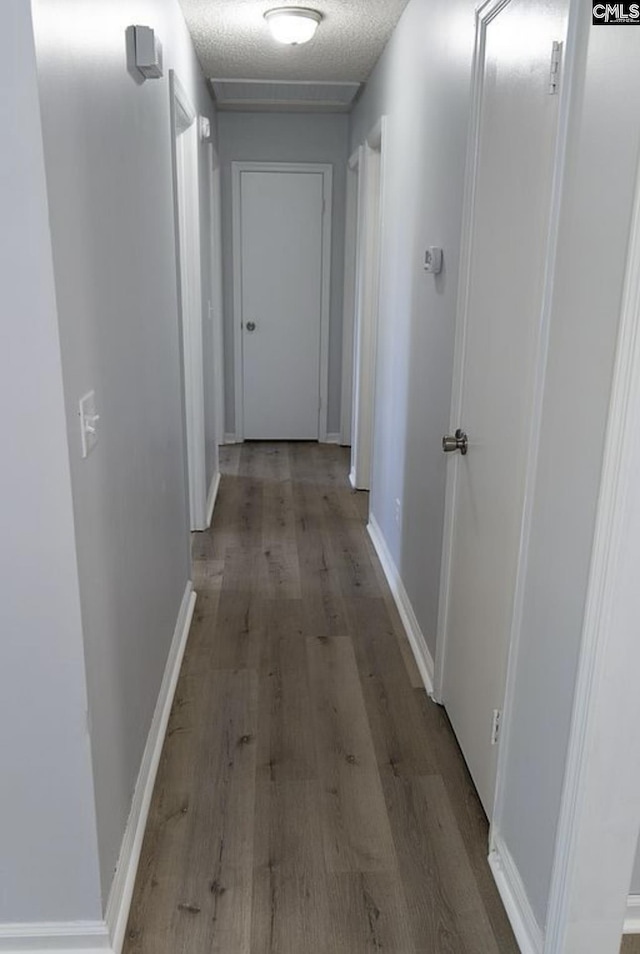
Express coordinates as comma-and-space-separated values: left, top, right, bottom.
124, 442, 520, 954
622, 936, 640, 953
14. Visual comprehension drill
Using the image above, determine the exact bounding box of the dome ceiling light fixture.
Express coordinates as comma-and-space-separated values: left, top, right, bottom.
264, 7, 323, 45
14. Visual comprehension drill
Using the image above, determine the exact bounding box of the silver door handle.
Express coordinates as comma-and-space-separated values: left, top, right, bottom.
442, 429, 468, 455
245, 321, 256, 332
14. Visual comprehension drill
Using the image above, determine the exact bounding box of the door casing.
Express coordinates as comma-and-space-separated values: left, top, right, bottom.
208, 143, 226, 453
349, 119, 386, 491
339, 146, 361, 447
170, 71, 207, 531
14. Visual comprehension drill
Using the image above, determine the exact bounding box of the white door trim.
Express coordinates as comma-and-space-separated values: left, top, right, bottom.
350, 119, 387, 490
170, 71, 207, 531
231, 161, 333, 443
208, 143, 226, 449
340, 147, 362, 446
171, 71, 196, 130
541, 128, 640, 954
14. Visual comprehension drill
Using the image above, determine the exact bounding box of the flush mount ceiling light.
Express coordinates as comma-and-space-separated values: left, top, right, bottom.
264, 7, 322, 45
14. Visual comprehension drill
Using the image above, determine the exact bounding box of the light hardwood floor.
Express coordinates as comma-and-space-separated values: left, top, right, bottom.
123, 441, 521, 953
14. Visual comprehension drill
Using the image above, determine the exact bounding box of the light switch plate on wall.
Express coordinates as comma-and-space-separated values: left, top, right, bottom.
424, 246, 443, 274
79, 390, 100, 458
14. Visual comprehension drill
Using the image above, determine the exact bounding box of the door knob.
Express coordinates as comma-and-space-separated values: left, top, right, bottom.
442, 429, 468, 455
245, 321, 256, 332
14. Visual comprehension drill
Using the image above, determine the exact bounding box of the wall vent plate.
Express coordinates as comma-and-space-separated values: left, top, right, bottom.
134, 26, 163, 79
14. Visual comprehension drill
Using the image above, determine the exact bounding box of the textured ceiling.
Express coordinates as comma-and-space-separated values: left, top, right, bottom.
177, 0, 411, 82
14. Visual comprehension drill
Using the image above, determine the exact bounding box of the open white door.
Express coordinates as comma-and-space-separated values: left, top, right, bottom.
436, 0, 569, 816
170, 72, 207, 531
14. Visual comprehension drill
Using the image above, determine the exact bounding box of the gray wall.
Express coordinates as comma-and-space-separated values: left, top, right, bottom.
30, 0, 217, 907
497, 16, 640, 927
0, 0, 102, 922
218, 111, 349, 437
349, 0, 477, 657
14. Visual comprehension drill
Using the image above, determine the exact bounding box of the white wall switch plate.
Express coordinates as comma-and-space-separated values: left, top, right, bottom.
79, 390, 100, 459
424, 246, 443, 274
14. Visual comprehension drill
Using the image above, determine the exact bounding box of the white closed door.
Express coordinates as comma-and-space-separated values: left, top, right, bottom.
441, 0, 568, 815
238, 168, 325, 440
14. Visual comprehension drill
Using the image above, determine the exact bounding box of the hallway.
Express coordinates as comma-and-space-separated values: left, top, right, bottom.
123, 442, 518, 953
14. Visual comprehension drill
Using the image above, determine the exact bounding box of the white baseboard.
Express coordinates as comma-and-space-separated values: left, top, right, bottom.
104, 582, 196, 953
348, 468, 357, 490
625, 895, 640, 933
488, 834, 543, 954
205, 471, 221, 528
223, 433, 238, 445
0, 921, 110, 952
324, 433, 341, 445
0, 584, 196, 954
367, 516, 435, 695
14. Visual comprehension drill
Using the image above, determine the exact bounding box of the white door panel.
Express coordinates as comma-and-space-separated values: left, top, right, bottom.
240, 170, 324, 440
442, 0, 569, 815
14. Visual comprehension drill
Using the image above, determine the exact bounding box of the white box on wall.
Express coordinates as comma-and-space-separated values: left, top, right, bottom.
134, 26, 163, 79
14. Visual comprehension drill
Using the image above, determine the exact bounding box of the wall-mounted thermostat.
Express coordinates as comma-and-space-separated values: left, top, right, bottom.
424, 246, 443, 274
134, 26, 163, 79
